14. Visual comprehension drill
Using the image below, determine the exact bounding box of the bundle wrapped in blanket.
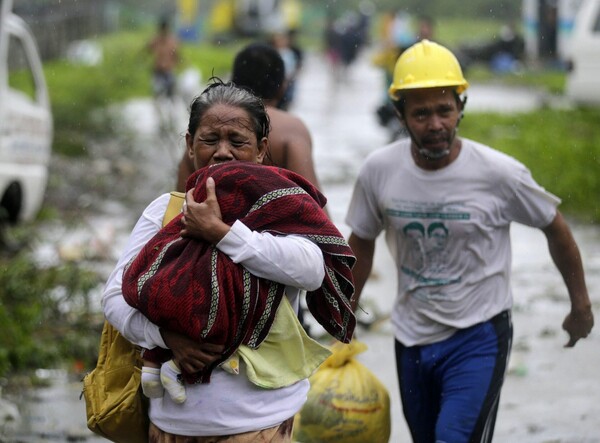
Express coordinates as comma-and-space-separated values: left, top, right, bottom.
122, 162, 356, 383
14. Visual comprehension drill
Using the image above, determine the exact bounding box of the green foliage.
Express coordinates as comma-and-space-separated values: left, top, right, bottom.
179, 40, 243, 81
461, 108, 600, 223
434, 17, 509, 47
8, 69, 36, 100
0, 252, 103, 376
44, 31, 150, 157
465, 64, 567, 95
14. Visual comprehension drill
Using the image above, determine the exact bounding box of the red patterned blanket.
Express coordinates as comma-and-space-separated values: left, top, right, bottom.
122, 162, 355, 383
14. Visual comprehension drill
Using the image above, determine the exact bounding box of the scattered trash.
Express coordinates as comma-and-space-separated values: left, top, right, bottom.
0, 398, 21, 436
178, 67, 203, 105
507, 355, 528, 377
66, 40, 103, 66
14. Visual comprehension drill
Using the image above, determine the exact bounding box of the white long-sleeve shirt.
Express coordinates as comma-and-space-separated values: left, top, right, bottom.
102, 193, 325, 436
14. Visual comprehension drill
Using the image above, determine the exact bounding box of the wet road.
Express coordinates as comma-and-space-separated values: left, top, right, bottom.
7, 49, 600, 442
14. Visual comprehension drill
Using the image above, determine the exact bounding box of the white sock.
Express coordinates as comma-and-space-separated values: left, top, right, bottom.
141, 366, 163, 398
161, 360, 187, 404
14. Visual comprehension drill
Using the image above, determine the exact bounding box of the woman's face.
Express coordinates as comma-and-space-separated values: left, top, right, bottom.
186, 103, 267, 169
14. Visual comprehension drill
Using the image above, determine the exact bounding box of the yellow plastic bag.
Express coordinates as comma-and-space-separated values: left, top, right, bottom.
294, 341, 391, 443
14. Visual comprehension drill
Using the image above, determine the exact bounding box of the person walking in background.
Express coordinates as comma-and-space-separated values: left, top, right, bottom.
276, 28, 304, 110
415, 14, 435, 41
269, 30, 301, 111
323, 11, 342, 80
345, 39, 594, 443
147, 17, 180, 134
322, 10, 366, 84
147, 17, 180, 100
103, 80, 356, 441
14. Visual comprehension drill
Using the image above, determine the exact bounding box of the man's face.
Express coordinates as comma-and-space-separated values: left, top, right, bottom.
402, 87, 462, 161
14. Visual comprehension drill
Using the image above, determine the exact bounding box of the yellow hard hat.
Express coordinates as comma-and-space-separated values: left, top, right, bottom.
388, 39, 469, 100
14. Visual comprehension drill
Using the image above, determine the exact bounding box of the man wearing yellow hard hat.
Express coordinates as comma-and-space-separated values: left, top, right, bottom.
345, 40, 593, 442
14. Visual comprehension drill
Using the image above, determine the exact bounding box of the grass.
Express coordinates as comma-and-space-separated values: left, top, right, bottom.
435, 17, 509, 47
45, 28, 241, 157
464, 63, 567, 95
461, 107, 600, 223
0, 250, 102, 376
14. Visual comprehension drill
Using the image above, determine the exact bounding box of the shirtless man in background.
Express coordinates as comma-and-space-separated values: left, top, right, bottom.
147, 17, 180, 100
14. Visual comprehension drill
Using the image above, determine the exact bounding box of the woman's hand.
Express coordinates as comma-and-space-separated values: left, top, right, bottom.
160, 329, 225, 374
180, 177, 231, 243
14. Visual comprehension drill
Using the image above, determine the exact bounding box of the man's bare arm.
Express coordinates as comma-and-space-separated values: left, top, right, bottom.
348, 233, 376, 312
542, 210, 594, 347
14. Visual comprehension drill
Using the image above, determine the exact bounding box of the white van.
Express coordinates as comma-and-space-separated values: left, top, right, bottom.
565, 0, 600, 105
0, 0, 52, 225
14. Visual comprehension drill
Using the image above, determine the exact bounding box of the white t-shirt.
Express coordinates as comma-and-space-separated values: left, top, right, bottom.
345, 138, 560, 346
103, 193, 326, 436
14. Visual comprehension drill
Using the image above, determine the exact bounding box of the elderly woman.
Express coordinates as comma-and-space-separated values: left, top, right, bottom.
102, 80, 356, 442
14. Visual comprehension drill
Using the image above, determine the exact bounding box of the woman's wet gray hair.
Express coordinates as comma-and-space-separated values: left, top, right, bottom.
187, 78, 270, 142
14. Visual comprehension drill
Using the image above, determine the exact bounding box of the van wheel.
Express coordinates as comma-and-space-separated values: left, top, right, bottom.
0, 183, 23, 254
0, 182, 22, 225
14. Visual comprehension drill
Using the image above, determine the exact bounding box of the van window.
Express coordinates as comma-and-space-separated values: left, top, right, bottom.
594, 9, 600, 32
7, 34, 38, 101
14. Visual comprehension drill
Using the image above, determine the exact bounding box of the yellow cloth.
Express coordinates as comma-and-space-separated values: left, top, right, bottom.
233, 297, 332, 389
